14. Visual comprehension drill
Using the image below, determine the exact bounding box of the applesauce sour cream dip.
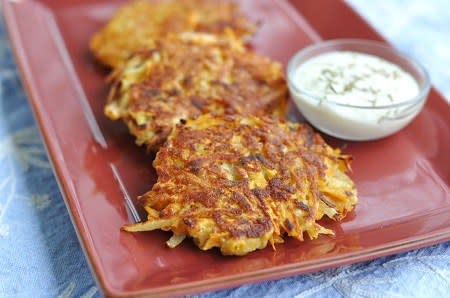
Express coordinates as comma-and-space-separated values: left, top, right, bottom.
291, 51, 421, 140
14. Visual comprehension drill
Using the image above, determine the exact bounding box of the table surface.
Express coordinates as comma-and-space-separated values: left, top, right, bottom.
1, 0, 449, 297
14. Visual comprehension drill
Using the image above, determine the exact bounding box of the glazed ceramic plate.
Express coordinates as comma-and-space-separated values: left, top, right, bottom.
3, 0, 450, 296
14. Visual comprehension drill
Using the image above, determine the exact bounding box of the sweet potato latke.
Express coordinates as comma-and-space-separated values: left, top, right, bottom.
105, 33, 288, 151
90, 0, 256, 68
123, 115, 357, 256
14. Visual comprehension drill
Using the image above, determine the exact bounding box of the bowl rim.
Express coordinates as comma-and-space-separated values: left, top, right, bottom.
287, 38, 431, 110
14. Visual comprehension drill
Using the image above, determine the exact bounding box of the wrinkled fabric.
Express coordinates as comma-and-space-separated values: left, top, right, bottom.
0, 1, 449, 297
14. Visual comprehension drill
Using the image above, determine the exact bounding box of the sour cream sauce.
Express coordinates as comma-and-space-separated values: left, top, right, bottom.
291, 51, 421, 140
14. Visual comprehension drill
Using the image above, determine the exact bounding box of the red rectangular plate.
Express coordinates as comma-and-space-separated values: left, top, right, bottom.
3, 0, 450, 297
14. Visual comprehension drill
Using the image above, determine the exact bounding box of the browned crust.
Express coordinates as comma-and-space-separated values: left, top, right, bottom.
124, 115, 357, 256
90, 0, 257, 69
106, 34, 288, 151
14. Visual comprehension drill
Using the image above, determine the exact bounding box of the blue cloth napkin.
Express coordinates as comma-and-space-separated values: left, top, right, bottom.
1, 1, 449, 297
